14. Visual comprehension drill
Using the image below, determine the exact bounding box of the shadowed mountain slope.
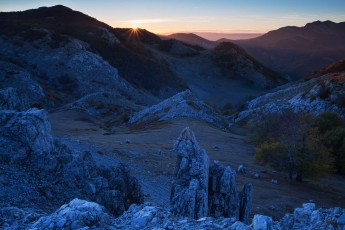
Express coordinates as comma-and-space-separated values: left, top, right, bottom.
234, 21, 345, 80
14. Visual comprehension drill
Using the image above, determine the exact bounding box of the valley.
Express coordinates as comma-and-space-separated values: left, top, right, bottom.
50, 109, 345, 220
0, 3, 344, 229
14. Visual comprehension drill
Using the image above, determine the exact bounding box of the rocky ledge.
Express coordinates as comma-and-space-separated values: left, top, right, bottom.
236, 73, 345, 122
128, 90, 227, 128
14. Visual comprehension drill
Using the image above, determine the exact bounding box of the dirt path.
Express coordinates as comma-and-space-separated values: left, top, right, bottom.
49, 109, 345, 219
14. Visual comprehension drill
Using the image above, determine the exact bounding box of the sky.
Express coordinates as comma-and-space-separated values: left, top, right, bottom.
1, 0, 345, 36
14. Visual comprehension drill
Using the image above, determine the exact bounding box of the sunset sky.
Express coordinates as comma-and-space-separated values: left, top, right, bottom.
1, 0, 345, 36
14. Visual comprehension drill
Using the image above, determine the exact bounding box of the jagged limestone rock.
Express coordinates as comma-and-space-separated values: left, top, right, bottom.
0, 109, 144, 216
170, 127, 209, 219
208, 161, 239, 219
239, 183, 253, 224
252, 214, 273, 230
171, 127, 253, 221
128, 90, 226, 128
0, 87, 29, 111
31, 199, 112, 229
293, 203, 315, 227
0, 109, 54, 163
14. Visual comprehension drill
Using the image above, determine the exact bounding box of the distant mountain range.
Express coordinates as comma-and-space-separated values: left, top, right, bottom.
166, 32, 262, 43
235, 20, 345, 80
0, 5, 285, 109
167, 21, 345, 81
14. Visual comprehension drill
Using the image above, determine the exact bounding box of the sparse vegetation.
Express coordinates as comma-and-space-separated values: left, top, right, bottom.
318, 83, 330, 99
251, 110, 334, 182
30, 102, 43, 109
119, 111, 130, 123
316, 112, 345, 174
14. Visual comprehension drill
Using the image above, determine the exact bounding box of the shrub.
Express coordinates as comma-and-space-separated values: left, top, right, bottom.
30, 102, 43, 109
318, 84, 330, 99
252, 110, 333, 181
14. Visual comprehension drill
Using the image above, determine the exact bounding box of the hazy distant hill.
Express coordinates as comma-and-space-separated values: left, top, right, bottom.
167, 33, 216, 49
234, 21, 345, 80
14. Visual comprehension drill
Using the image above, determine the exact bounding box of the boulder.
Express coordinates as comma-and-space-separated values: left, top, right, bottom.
0, 109, 54, 163
252, 214, 273, 230
31, 199, 112, 229
293, 203, 315, 226
170, 127, 209, 219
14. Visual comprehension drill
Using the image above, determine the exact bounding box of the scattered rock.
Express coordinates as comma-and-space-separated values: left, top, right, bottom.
251, 172, 260, 179
237, 164, 246, 174
213, 145, 220, 150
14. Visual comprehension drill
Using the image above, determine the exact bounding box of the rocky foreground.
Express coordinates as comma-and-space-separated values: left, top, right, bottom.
1, 106, 345, 229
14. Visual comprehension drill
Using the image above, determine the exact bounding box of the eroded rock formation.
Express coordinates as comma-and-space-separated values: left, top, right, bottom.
170, 127, 209, 219
170, 127, 253, 223
0, 108, 143, 217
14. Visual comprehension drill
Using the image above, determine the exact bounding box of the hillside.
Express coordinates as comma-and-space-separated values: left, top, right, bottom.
149, 39, 287, 107
167, 33, 217, 49
235, 20, 345, 80
236, 72, 345, 123
0, 5, 286, 110
0, 5, 187, 97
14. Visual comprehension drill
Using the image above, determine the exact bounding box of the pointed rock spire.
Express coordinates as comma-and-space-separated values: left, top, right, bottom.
170, 127, 209, 219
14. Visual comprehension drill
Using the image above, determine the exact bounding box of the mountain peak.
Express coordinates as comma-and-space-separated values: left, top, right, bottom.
305, 20, 336, 29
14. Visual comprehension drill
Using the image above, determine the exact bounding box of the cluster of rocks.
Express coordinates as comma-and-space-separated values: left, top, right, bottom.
22, 199, 345, 230
1, 108, 344, 229
170, 127, 252, 223
0, 108, 144, 229
128, 90, 227, 128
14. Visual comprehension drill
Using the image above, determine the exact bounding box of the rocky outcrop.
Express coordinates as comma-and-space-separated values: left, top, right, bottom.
31, 199, 112, 229
114, 202, 243, 230
170, 127, 209, 219
170, 127, 253, 222
0, 33, 156, 111
128, 90, 227, 128
236, 73, 345, 123
239, 183, 253, 224
0, 87, 29, 111
0, 109, 143, 217
0, 109, 54, 164
209, 162, 239, 219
